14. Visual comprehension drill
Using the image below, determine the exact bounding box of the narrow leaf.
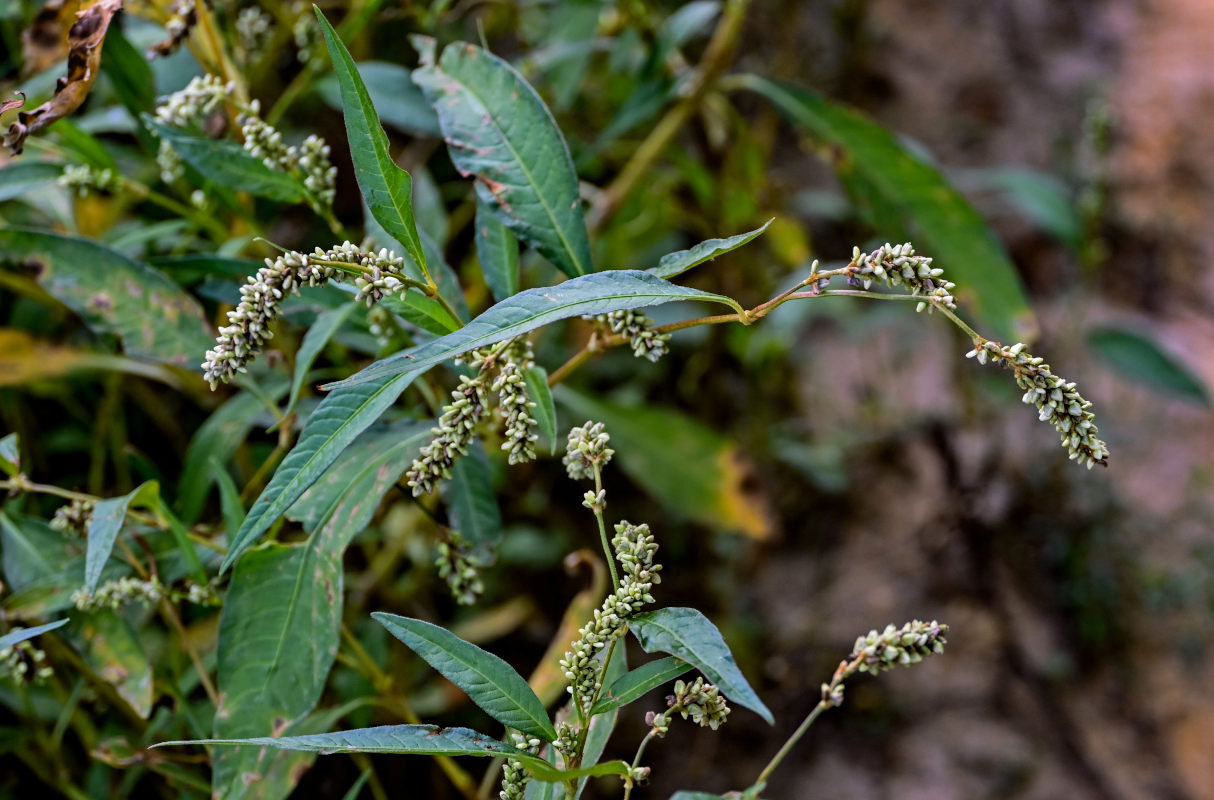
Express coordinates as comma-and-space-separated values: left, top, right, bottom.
145, 119, 307, 203
630, 607, 772, 724
412, 36, 593, 278
576, 645, 627, 798
316, 61, 441, 138
85, 481, 159, 594
523, 366, 557, 454
590, 656, 691, 716
475, 197, 521, 301
0, 228, 214, 367
316, 10, 426, 272
0, 618, 68, 649
741, 75, 1034, 341
1088, 326, 1210, 407
158, 725, 630, 782
210, 457, 247, 536
442, 443, 502, 550
372, 613, 557, 741
280, 304, 358, 424
222, 370, 418, 572
650, 220, 773, 279
326, 271, 742, 390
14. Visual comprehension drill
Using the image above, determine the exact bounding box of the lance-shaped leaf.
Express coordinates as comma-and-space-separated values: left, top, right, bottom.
316, 61, 441, 138
156, 725, 631, 783
0, 228, 213, 367
279, 303, 358, 426
412, 36, 593, 278
739, 75, 1034, 342
372, 613, 557, 742
146, 119, 308, 203
650, 220, 773, 279
475, 197, 521, 301
0, 433, 19, 477
1088, 326, 1210, 407
523, 366, 557, 454
0, 618, 68, 650
316, 10, 426, 273
326, 271, 743, 390
85, 481, 160, 594
590, 656, 692, 716
222, 370, 418, 572
630, 607, 773, 724
442, 443, 502, 550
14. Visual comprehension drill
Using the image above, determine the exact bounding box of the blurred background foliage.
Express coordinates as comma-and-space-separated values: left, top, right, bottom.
1, 1, 1213, 799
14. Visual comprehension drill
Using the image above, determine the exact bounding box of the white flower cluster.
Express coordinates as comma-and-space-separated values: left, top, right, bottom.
154, 74, 234, 128
498, 733, 542, 800
202, 242, 408, 389
0, 636, 53, 685
492, 339, 539, 464
50, 498, 93, 535
58, 165, 120, 196
847, 242, 956, 312
149, 0, 197, 58
293, 8, 322, 67
435, 534, 484, 606
593, 309, 671, 362
239, 101, 338, 211
966, 340, 1109, 468
562, 421, 614, 480
560, 521, 661, 709
235, 7, 273, 60
72, 577, 165, 611
406, 374, 490, 495
851, 619, 948, 675
649, 677, 730, 734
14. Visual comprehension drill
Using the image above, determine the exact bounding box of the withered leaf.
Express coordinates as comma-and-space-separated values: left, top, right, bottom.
20, 0, 83, 78
1, 94, 26, 115
4, 0, 124, 156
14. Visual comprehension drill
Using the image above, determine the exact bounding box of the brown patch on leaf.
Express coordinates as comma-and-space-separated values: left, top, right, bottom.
21, 0, 82, 77
1, 94, 26, 115
4, 0, 123, 156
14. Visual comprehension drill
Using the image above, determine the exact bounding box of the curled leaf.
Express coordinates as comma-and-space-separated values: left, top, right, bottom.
20, 0, 81, 77
1, 94, 26, 116
4, 0, 123, 156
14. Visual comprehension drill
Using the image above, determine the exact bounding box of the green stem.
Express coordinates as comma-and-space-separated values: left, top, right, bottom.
622, 727, 661, 800
592, 464, 620, 592
752, 699, 831, 787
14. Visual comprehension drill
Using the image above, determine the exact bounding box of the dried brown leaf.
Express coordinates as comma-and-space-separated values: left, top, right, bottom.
4, 0, 123, 156
0, 94, 26, 115
20, 0, 82, 77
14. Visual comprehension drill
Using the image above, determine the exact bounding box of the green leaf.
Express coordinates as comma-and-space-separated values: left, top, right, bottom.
66, 609, 153, 718
576, 644, 627, 798
101, 26, 156, 119
177, 379, 289, 524
650, 220, 773, 279
222, 370, 419, 572
379, 289, 462, 335
326, 271, 742, 390
963, 167, 1081, 251
555, 388, 772, 539
372, 613, 557, 741
316, 10, 426, 273
316, 61, 440, 138
630, 607, 772, 724
211, 457, 247, 536
590, 656, 691, 716
741, 75, 1034, 341
1088, 326, 1210, 406
475, 197, 521, 301
212, 542, 343, 800
442, 443, 502, 550
280, 304, 358, 425
0, 618, 68, 650
0, 228, 213, 367
0, 512, 88, 615
0, 432, 18, 477
161, 725, 630, 783
412, 36, 593, 278
0, 162, 62, 202
145, 118, 307, 203
84, 481, 160, 594
523, 366, 557, 455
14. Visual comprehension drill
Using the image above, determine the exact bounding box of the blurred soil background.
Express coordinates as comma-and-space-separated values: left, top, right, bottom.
631, 1, 1214, 798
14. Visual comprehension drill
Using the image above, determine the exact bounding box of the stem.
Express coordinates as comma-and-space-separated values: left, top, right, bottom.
752, 700, 830, 786
622, 727, 661, 800
159, 598, 220, 706
590, 0, 754, 230
592, 464, 620, 592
